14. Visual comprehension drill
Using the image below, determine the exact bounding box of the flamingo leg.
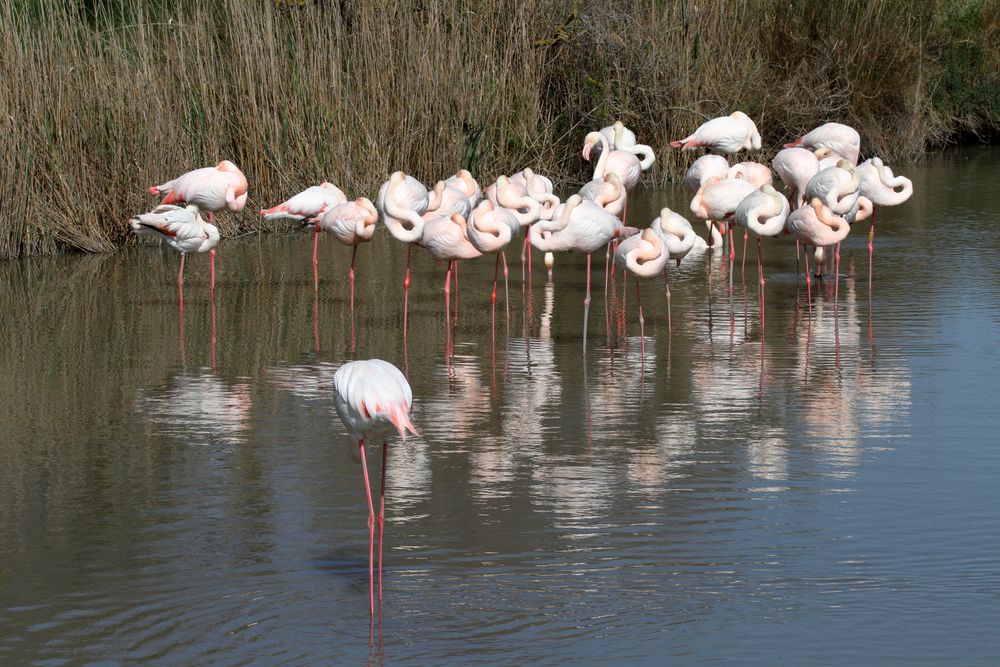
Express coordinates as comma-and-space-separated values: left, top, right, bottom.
378, 440, 388, 602
453, 261, 460, 328
501, 251, 510, 324
491, 253, 499, 341
834, 243, 841, 316
741, 228, 748, 277
209, 211, 214, 227
868, 205, 877, 290
209, 249, 216, 294
663, 263, 672, 334
350, 245, 357, 351
403, 244, 412, 338
803, 246, 813, 310
582, 253, 592, 354
635, 279, 645, 363
796, 240, 801, 276
358, 439, 376, 617
313, 228, 320, 291
757, 237, 765, 331
178, 253, 186, 288
527, 227, 533, 278
210, 290, 217, 370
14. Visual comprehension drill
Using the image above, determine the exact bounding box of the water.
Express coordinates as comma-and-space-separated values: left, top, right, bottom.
2, 148, 999, 665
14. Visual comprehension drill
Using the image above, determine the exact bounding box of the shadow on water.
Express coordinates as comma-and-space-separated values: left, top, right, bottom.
1, 147, 1000, 664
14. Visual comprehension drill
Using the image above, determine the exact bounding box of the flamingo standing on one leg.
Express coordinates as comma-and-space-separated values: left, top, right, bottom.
331, 359, 419, 617
445, 169, 483, 208
728, 161, 773, 271
378, 172, 431, 335
734, 184, 791, 329
315, 197, 378, 346
858, 157, 913, 287
530, 195, 638, 353
513, 168, 559, 279
615, 228, 670, 361
465, 200, 519, 339
786, 199, 852, 313
419, 213, 482, 332
649, 207, 700, 332
130, 204, 220, 292
260, 182, 347, 287
690, 177, 755, 288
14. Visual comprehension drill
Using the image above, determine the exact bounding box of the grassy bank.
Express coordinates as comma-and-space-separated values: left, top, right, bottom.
1, 0, 998, 258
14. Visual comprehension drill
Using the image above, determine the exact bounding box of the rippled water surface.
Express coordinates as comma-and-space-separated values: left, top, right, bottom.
2, 148, 999, 665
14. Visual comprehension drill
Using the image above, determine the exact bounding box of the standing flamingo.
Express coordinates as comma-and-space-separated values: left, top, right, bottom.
645, 208, 699, 333
130, 204, 220, 291
858, 157, 913, 286
315, 197, 378, 336
331, 359, 418, 617
582, 131, 641, 191
670, 111, 762, 154
260, 182, 347, 285
784, 122, 861, 165
772, 147, 820, 208
684, 155, 730, 194
786, 199, 852, 309
805, 160, 861, 215
597, 120, 657, 171
734, 184, 791, 327
148, 160, 248, 227
690, 176, 755, 278
615, 228, 670, 357
530, 195, 637, 352
419, 213, 482, 330
510, 168, 559, 278
378, 172, 431, 333
465, 200, 519, 337
728, 161, 774, 269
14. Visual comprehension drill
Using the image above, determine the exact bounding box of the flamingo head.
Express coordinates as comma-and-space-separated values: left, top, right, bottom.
216, 160, 239, 172
582, 132, 602, 161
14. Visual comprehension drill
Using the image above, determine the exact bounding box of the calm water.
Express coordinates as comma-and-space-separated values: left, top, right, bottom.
2, 148, 999, 665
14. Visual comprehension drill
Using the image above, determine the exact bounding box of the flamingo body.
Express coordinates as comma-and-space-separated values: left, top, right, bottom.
130, 204, 219, 254
260, 182, 346, 221
671, 111, 761, 154
684, 155, 730, 193
786, 122, 861, 165
150, 160, 248, 213
316, 198, 378, 246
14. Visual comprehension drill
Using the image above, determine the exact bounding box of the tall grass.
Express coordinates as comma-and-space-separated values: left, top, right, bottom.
1, 0, 998, 258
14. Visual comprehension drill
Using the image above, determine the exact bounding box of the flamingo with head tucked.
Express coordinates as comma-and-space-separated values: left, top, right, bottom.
805, 160, 861, 215
583, 131, 641, 191
597, 121, 656, 172
419, 212, 481, 329
649, 208, 699, 332
685, 155, 731, 194
530, 195, 637, 353
786, 199, 852, 308
465, 200, 519, 337
857, 157, 913, 286
149, 160, 248, 227
734, 184, 791, 326
130, 204, 220, 292
784, 122, 861, 165
445, 169, 482, 208
314, 197, 378, 325
670, 111, 761, 154
378, 172, 431, 333
331, 358, 418, 617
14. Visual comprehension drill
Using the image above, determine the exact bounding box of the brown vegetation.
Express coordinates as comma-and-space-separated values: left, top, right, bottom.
1, 0, 998, 258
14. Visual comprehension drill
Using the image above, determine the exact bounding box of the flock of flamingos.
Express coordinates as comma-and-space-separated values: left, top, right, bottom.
129, 111, 914, 617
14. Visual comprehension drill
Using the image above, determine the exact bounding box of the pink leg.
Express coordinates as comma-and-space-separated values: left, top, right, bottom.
209, 211, 214, 227
378, 440, 388, 602
178, 253, 186, 288
209, 249, 216, 293
635, 279, 645, 362
521, 233, 528, 283
358, 439, 376, 617
662, 264, 672, 334
796, 240, 801, 276
834, 243, 841, 315
868, 205, 877, 290
403, 244, 412, 338
350, 245, 358, 351
491, 253, 499, 341
501, 251, 510, 323
757, 237, 765, 331
313, 228, 320, 291
741, 228, 748, 276
454, 260, 460, 328
210, 290, 217, 370
803, 247, 813, 310
582, 254, 592, 354
527, 227, 533, 278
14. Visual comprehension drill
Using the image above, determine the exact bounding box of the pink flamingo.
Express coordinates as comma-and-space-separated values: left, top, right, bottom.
690, 176, 755, 273
772, 147, 820, 208
378, 172, 431, 332
786, 199, 851, 309
331, 359, 418, 617
149, 160, 248, 226
444, 169, 483, 208
465, 200, 519, 336
784, 122, 861, 165
424, 180, 473, 220
260, 182, 347, 285
530, 195, 637, 353
857, 157, 913, 285
805, 159, 861, 215
130, 204, 220, 291
582, 131, 641, 191
670, 111, 762, 154
315, 197, 378, 333
727, 161, 774, 267
597, 120, 656, 171
684, 155, 730, 194
419, 212, 481, 329
510, 168, 559, 278
734, 184, 791, 326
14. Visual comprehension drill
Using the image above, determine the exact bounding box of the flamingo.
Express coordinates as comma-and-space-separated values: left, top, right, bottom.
649, 207, 699, 332
378, 172, 431, 332
728, 161, 774, 267
260, 182, 347, 284
148, 160, 248, 226
424, 180, 473, 220
858, 157, 913, 285
805, 159, 861, 215
331, 359, 418, 617
315, 197, 378, 329
670, 111, 761, 154
510, 168, 559, 278
685, 155, 730, 194
419, 212, 481, 329
690, 176, 755, 273
734, 184, 791, 326
130, 204, 220, 291
444, 169, 483, 208
465, 200, 519, 336
582, 131, 641, 191
530, 195, 637, 352
772, 147, 820, 208
786, 199, 852, 308
784, 122, 861, 165
597, 121, 656, 171
615, 228, 669, 356
579, 173, 627, 218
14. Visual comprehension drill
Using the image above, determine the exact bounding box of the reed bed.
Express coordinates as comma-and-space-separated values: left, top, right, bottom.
1, 0, 998, 258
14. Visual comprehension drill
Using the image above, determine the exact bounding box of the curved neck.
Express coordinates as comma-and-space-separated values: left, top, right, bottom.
592, 133, 610, 180
383, 178, 425, 243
